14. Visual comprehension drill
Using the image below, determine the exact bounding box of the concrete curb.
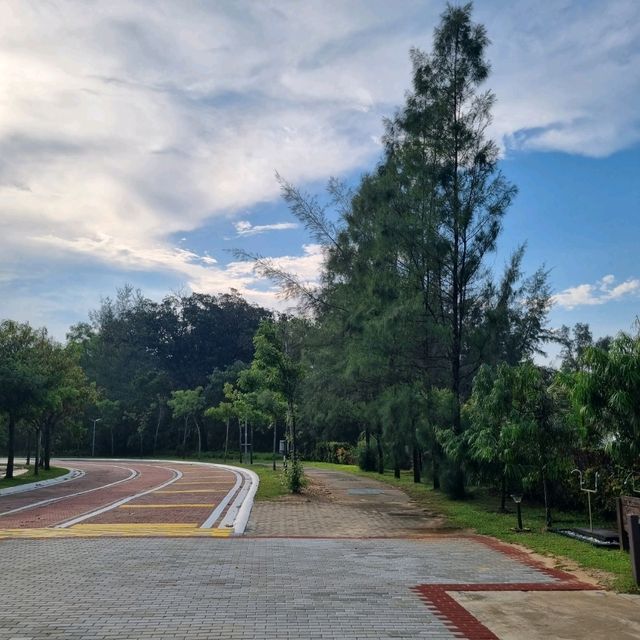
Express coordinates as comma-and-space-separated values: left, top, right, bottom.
215, 464, 259, 535
0, 467, 83, 497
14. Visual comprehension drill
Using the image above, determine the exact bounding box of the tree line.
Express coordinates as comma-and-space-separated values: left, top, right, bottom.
1, 4, 637, 519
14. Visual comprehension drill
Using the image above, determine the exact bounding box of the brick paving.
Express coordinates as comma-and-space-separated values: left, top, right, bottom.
2, 464, 637, 639
0, 537, 557, 640
248, 467, 449, 537
0, 461, 238, 529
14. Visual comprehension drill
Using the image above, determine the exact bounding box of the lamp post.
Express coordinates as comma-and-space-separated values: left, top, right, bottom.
511, 493, 524, 531
91, 418, 102, 457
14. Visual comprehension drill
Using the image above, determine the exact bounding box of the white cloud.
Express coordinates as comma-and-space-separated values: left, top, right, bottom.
234, 220, 298, 236
1, 1, 639, 329
28, 231, 324, 311
552, 275, 640, 309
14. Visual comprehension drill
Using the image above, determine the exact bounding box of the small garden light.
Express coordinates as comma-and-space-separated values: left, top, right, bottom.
510, 493, 525, 532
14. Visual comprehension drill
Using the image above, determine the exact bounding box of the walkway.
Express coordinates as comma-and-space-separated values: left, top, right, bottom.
248, 467, 450, 536
1, 463, 639, 639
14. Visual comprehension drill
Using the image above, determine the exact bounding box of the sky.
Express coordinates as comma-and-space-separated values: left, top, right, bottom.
0, 0, 639, 364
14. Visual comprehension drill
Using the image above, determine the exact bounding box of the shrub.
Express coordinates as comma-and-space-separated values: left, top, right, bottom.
357, 441, 377, 471
282, 458, 307, 493
313, 441, 355, 464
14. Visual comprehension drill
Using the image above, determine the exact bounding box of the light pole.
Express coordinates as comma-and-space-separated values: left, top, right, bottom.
91, 418, 102, 456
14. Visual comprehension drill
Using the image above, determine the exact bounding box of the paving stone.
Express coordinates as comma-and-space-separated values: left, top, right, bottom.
0, 537, 553, 639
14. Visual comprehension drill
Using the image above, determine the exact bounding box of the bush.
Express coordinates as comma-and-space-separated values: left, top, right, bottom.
282, 458, 307, 493
441, 458, 466, 499
357, 442, 377, 471
313, 441, 355, 465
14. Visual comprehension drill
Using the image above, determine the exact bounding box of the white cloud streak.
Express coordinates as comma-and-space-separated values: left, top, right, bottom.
234, 220, 298, 236
552, 275, 640, 309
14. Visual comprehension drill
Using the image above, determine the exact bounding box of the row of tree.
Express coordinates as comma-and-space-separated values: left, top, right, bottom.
2, 5, 637, 518
0, 320, 91, 477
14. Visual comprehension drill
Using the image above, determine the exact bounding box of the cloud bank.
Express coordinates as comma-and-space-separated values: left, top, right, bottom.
552, 274, 640, 309
0, 0, 639, 333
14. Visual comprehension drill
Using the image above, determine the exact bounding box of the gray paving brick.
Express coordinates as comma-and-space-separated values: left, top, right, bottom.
0, 537, 552, 639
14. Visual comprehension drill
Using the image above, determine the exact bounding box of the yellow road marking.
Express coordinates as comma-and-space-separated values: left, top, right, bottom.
0, 524, 233, 539
119, 504, 213, 508
155, 489, 227, 493
171, 482, 232, 486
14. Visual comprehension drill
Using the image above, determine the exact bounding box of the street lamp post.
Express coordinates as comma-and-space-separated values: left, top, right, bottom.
91, 418, 102, 457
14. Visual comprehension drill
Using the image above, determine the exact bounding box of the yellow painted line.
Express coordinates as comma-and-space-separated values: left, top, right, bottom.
119, 504, 213, 508
155, 489, 227, 493
0, 525, 233, 539
74, 523, 198, 530
171, 482, 233, 486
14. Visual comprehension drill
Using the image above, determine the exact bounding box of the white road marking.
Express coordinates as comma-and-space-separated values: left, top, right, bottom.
199, 468, 243, 529
56, 466, 183, 528
0, 466, 138, 518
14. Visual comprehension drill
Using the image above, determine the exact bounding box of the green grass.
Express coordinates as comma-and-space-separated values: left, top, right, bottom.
181, 455, 288, 501
0, 465, 68, 489
307, 461, 637, 593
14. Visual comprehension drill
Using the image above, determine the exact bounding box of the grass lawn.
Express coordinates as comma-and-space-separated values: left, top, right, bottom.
0, 465, 68, 489
308, 461, 637, 593
182, 455, 288, 501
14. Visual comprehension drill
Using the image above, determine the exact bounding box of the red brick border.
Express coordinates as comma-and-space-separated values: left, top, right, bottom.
412, 535, 599, 640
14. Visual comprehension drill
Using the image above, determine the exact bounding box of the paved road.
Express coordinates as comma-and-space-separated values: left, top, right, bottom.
1, 464, 639, 639
0, 459, 244, 535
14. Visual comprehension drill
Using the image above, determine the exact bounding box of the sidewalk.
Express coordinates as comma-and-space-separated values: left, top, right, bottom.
245, 466, 640, 639
247, 466, 452, 537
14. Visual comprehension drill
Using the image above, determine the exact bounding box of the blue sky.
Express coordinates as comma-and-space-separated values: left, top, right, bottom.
0, 0, 639, 364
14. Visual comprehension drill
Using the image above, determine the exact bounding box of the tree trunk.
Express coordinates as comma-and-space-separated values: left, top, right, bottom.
224, 418, 229, 462
26, 430, 31, 465
500, 473, 507, 512
5, 412, 16, 479
432, 442, 440, 490
153, 402, 162, 455
376, 432, 384, 474
194, 417, 202, 459
110, 427, 114, 457
412, 445, 421, 483
250, 423, 253, 465
289, 402, 297, 462
238, 418, 242, 463
394, 461, 400, 479
542, 469, 552, 528
182, 417, 189, 458
272, 421, 277, 471
34, 427, 41, 476
43, 418, 52, 471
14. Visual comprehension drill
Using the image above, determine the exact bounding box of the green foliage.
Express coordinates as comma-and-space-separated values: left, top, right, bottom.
570, 332, 640, 481
67, 286, 269, 457
356, 441, 378, 472
282, 458, 307, 494
315, 441, 355, 465
256, 4, 552, 498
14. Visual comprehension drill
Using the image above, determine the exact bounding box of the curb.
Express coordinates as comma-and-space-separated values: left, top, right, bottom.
0, 467, 83, 497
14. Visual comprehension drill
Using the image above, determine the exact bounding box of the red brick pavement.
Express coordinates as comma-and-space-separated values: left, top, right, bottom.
412, 536, 599, 640
0, 462, 236, 528
0, 461, 239, 529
